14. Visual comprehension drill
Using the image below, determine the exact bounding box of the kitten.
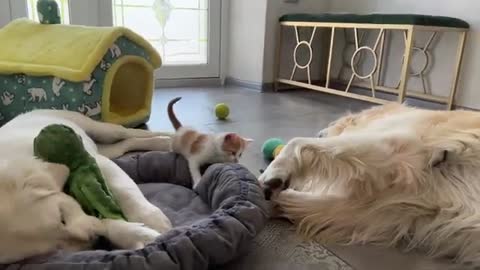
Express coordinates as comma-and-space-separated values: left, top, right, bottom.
167, 97, 253, 187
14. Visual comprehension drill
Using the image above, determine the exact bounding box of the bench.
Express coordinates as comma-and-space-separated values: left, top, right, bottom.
274, 13, 469, 109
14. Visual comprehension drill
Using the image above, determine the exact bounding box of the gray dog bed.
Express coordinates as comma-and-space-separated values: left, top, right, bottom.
4, 152, 268, 270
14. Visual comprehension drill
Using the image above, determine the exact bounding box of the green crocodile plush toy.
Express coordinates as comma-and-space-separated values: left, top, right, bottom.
34, 124, 125, 220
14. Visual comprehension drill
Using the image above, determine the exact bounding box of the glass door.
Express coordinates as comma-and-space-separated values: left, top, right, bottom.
110, 0, 221, 79
9, 0, 221, 79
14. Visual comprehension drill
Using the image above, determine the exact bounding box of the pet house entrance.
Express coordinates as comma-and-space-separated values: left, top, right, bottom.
103, 56, 154, 126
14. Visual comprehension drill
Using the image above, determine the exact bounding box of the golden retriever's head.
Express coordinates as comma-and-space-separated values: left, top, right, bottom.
0, 157, 98, 263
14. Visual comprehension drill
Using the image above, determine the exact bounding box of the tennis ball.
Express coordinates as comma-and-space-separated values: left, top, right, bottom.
262, 138, 285, 160
215, 103, 230, 120
273, 144, 285, 159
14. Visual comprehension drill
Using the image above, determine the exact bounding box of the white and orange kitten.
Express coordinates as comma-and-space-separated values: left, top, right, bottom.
167, 97, 253, 186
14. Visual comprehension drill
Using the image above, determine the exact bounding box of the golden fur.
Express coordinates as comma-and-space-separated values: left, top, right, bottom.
260, 103, 480, 268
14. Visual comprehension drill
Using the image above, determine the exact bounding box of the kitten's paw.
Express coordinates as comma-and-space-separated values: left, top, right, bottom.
258, 166, 290, 200
103, 219, 161, 249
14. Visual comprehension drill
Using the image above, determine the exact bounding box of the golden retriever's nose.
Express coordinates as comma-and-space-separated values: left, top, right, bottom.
262, 178, 289, 200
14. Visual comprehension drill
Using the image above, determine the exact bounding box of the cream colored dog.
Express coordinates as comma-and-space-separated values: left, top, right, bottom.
0, 110, 173, 263
260, 103, 480, 267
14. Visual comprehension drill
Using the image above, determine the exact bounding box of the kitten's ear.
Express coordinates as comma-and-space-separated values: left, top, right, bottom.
224, 133, 237, 141
243, 138, 254, 145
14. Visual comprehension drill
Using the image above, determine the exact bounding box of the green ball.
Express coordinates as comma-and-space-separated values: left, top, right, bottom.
215, 103, 230, 120
262, 138, 285, 160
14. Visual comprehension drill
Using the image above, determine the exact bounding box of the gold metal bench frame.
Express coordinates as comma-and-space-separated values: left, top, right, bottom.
274, 21, 468, 110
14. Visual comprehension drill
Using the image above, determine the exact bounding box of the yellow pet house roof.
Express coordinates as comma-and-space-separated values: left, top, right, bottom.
0, 19, 162, 126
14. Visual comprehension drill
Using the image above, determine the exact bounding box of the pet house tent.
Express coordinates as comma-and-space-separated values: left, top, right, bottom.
0, 18, 161, 127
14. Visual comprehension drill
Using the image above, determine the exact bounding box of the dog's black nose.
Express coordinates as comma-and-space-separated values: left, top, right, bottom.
262, 178, 289, 200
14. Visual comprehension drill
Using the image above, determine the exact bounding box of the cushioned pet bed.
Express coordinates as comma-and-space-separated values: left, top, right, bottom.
3, 151, 268, 270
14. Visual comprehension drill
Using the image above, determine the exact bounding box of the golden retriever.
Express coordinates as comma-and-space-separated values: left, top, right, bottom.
260, 103, 480, 268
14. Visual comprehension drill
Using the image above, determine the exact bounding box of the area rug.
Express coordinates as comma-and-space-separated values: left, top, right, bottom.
224, 219, 353, 270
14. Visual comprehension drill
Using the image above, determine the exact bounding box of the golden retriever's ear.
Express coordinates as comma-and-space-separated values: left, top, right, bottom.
45, 163, 70, 189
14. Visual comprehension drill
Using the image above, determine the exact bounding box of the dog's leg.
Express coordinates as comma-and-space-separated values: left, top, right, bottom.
276, 189, 480, 266
95, 155, 172, 233
270, 189, 334, 220
71, 217, 161, 250
86, 124, 173, 144
272, 188, 407, 246
97, 136, 171, 159
260, 133, 423, 198
59, 193, 160, 250
100, 219, 160, 249
82, 120, 173, 143
50, 110, 173, 143
273, 189, 346, 226
317, 103, 411, 137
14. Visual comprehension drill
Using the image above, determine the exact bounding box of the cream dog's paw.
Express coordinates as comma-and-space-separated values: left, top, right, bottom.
102, 219, 161, 249
133, 208, 172, 234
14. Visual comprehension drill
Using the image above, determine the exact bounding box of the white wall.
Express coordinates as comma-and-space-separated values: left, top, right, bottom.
226, 0, 331, 85
226, 0, 268, 83
328, 0, 480, 108
262, 0, 331, 83
0, 1, 11, 28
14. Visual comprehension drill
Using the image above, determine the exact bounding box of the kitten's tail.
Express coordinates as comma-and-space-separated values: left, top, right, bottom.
167, 97, 183, 130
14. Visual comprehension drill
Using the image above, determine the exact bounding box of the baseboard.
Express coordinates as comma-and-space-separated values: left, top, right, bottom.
225, 77, 273, 92
454, 104, 479, 111
154, 77, 478, 111
155, 78, 222, 88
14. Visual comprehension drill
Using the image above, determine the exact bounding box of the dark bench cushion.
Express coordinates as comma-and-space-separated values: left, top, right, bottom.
279, 13, 470, 29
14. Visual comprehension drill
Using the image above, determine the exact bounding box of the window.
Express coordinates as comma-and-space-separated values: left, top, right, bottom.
27, 0, 70, 24
112, 0, 208, 66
